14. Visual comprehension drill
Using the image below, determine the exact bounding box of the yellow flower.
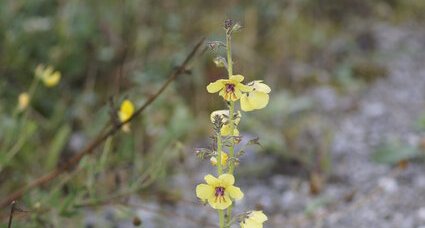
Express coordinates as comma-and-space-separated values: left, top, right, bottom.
196, 174, 244, 210
35, 64, 61, 87
207, 75, 252, 101
240, 80, 271, 112
210, 110, 241, 136
240, 211, 268, 228
119, 99, 135, 132
18, 92, 30, 111
210, 152, 228, 166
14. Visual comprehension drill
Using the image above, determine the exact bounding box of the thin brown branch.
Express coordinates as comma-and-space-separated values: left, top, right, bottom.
7, 201, 15, 228
0, 37, 205, 210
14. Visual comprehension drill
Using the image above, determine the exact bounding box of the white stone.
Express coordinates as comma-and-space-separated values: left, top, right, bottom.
378, 177, 398, 193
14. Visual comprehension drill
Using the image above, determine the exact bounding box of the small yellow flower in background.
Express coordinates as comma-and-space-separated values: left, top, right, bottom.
196, 173, 243, 210
210, 152, 228, 166
119, 99, 135, 132
18, 92, 30, 111
35, 64, 61, 87
210, 110, 241, 136
207, 75, 252, 101
240, 211, 268, 228
240, 80, 271, 112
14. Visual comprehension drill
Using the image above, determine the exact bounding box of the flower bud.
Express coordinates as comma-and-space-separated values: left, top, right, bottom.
224, 19, 233, 30
18, 92, 30, 111
213, 56, 227, 68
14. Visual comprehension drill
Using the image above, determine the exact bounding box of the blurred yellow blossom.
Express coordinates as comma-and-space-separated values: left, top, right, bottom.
18, 92, 30, 111
119, 99, 135, 132
210, 152, 228, 166
35, 64, 61, 87
207, 75, 251, 101
240, 81, 271, 112
210, 110, 241, 136
240, 211, 268, 228
196, 174, 243, 210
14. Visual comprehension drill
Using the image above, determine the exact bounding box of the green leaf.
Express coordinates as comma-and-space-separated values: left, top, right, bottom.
46, 125, 71, 169
372, 142, 420, 164
59, 192, 78, 217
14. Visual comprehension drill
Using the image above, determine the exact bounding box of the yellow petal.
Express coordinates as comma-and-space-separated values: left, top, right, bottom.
208, 195, 232, 210
227, 186, 244, 200
249, 211, 268, 223
219, 174, 235, 186
204, 174, 219, 186
196, 184, 213, 200
240, 94, 254, 112
230, 74, 244, 82
234, 128, 240, 136
252, 81, 271, 93
44, 72, 61, 87
18, 92, 30, 111
247, 91, 269, 110
210, 152, 228, 166
236, 83, 253, 92
220, 124, 232, 136
206, 79, 225, 93
233, 89, 242, 101
119, 99, 135, 122
240, 219, 262, 228
221, 152, 228, 165
218, 89, 227, 99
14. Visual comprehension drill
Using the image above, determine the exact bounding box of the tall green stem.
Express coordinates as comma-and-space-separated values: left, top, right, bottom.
226, 33, 233, 77
217, 128, 224, 227
228, 101, 235, 174
225, 29, 235, 226
217, 133, 223, 175
219, 210, 225, 228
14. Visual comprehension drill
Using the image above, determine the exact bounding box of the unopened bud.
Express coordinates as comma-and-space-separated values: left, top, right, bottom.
224, 19, 233, 30
213, 56, 227, 68
234, 136, 242, 144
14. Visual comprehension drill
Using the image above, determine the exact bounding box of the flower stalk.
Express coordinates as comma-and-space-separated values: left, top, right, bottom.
197, 19, 270, 228
225, 23, 236, 225
217, 132, 225, 228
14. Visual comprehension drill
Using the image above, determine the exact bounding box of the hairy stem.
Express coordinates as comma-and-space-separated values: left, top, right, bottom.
226, 33, 233, 77
217, 133, 223, 175
219, 209, 225, 228
225, 28, 235, 225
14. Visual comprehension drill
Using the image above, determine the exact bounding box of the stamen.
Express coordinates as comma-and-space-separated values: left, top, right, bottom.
214, 186, 226, 203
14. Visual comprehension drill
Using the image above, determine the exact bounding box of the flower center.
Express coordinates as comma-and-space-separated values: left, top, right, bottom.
215, 186, 225, 196
225, 83, 235, 93
214, 186, 226, 203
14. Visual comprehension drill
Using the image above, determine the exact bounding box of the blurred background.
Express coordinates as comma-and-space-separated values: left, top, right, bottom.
1, 0, 425, 227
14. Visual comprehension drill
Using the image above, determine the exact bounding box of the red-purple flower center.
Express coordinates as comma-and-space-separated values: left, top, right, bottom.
225, 83, 235, 93
215, 186, 225, 197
